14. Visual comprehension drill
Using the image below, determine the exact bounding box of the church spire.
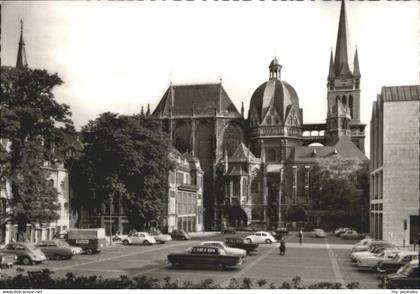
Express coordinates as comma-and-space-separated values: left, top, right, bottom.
16, 19, 28, 69
334, 0, 351, 77
327, 49, 335, 80
353, 46, 361, 79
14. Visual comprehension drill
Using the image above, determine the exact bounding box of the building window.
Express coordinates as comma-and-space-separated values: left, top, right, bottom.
169, 191, 175, 198
251, 180, 259, 193
268, 149, 276, 162
169, 172, 175, 184
186, 174, 190, 185
266, 116, 272, 125
233, 179, 240, 196
64, 202, 69, 216
49, 179, 55, 187
242, 178, 247, 197
176, 173, 183, 184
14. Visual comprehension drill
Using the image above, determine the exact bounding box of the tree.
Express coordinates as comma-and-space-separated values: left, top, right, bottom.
73, 113, 170, 231
0, 66, 74, 240
309, 155, 369, 229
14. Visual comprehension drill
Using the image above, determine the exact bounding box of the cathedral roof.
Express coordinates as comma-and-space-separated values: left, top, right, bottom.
291, 135, 367, 163
249, 79, 299, 124
152, 83, 241, 117
230, 142, 259, 163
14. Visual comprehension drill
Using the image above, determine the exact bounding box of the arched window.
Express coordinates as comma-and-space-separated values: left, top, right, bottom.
251, 180, 259, 193
266, 116, 272, 125
49, 179, 55, 187
174, 123, 190, 153
342, 95, 347, 108
242, 178, 247, 197
223, 123, 243, 156
349, 95, 354, 118
233, 179, 240, 196
267, 149, 276, 162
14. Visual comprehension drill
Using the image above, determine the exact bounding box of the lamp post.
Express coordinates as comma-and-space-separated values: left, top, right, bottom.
109, 197, 113, 246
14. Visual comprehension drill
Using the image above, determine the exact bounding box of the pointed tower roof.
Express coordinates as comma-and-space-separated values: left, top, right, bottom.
328, 50, 335, 80
353, 47, 361, 79
230, 142, 259, 163
334, 0, 352, 77
16, 19, 28, 69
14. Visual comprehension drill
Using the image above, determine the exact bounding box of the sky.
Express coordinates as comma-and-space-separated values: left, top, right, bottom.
2, 1, 419, 155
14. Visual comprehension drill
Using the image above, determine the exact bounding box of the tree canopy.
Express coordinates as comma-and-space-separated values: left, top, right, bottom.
0, 66, 74, 240
73, 112, 170, 230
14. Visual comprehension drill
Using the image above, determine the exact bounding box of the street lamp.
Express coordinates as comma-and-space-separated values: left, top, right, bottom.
109, 197, 113, 246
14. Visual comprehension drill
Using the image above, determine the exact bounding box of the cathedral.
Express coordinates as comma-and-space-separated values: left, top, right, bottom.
153, 0, 367, 230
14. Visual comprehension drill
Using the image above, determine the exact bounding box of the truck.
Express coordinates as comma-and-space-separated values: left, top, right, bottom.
55, 228, 107, 255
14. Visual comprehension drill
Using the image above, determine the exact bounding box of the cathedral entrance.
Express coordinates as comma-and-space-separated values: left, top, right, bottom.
226, 206, 248, 228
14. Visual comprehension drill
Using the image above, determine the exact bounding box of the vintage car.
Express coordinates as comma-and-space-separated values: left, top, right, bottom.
148, 230, 172, 244
200, 241, 246, 258
36, 239, 81, 260
334, 227, 352, 237
167, 246, 242, 270
122, 232, 156, 246
377, 251, 419, 273
222, 227, 237, 234
351, 238, 374, 253
225, 237, 259, 254
356, 249, 401, 270
341, 229, 365, 240
1, 242, 46, 265
351, 240, 393, 255
312, 229, 326, 238
170, 229, 191, 240
383, 260, 419, 289
245, 231, 276, 244
351, 243, 396, 263
0, 252, 18, 268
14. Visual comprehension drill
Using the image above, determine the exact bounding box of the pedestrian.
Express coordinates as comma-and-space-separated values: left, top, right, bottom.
279, 238, 286, 255
298, 229, 303, 246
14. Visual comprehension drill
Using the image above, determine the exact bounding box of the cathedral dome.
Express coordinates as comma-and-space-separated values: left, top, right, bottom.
248, 59, 300, 125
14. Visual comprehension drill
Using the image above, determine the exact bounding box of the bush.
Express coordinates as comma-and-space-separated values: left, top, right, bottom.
0, 270, 361, 289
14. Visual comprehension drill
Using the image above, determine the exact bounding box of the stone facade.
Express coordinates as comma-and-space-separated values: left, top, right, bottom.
370, 85, 420, 246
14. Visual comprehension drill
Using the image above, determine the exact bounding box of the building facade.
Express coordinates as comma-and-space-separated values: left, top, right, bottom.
153, 0, 368, 230
370, 85, 420, 246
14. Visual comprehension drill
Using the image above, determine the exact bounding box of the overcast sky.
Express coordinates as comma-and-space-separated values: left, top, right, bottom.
2, 1, 419, 154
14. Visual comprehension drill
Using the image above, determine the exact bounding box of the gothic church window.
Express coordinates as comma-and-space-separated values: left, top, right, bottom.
223, 123, 243, 156
233, 179, 240, 196
174, 124, 190, 153
242, 178, 247, 197
349, 95, 354, 118
266, 116, 272, 125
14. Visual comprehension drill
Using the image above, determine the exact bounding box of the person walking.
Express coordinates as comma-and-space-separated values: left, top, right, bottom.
298, 229, 303, 246
279, 238, 286, 255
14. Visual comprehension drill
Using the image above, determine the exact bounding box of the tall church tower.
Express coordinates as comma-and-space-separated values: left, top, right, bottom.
16, 20, 28, 69
326, 0, 365, 152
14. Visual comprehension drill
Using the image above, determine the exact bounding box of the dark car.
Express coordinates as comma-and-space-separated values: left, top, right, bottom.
383, 261, 419, 289
271, 228, 289, 240
170, 229, 191, 240
167, 246, 242, 271
36, 239, 75, 260
222, 227, 236, 234
377, 251, 419, 273
225, 237, 258, 254
0, 252, 18, 268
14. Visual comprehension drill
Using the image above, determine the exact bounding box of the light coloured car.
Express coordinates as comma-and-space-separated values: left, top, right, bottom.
356, 249, 402, 269
200, 241, 247, 258
1, 242, 46, 265
334, 227, 351, 236
122, 232, 156, 246
351, 244, 396, 262
351, 238, 373, 252
377, 251, 419, 273
341, 229, 365, 240
36, 239, 79, 260
244, 231, 276, 244
149, 231, 172, 244
312, 229, 326, 238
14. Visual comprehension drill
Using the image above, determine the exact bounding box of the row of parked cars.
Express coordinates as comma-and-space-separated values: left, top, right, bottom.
349, 238, 419, 289
118, 229, 192, 246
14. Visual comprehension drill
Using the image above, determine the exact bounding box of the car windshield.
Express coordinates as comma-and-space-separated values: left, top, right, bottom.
397, 264, 413, 276
56, 240, 70, 247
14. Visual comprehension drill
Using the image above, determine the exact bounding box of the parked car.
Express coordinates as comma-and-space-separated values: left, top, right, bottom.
341, 229, 365, 240
222, 227, 236, 234
312, 229, 326, 238
351, 240, 392, 255
351, 243, 396, 262
36, 239, 81, 260
351, 238, 374, 253
200, 241, 246, 258
148, 230, 172, 244
225, 237, 259, 254
167, 246, 242, 271
377, 251, 419, 273
245, 231, 276, 244
170, 229, 191, 240
334, 227, 351, 237
122, 232, 156, 246
0, 252, 17, 269
383, 260, 419, 289
1, 242, 46, 265
356, 249, 401, 270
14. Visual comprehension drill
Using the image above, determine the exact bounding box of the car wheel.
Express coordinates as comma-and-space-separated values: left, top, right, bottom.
182, 236, 186, 240
54, 254, 61, 260
143, 240, 150, 246
265, 239, 272, 244
216, 263, 225, 271
160, 241, 166, 244
246, 238, 252, 243
21, 256, 32, 265
123, 240, 129, 246
172, 262, 181, 269
85, 249, 93, 255
376, 265, 386, 273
